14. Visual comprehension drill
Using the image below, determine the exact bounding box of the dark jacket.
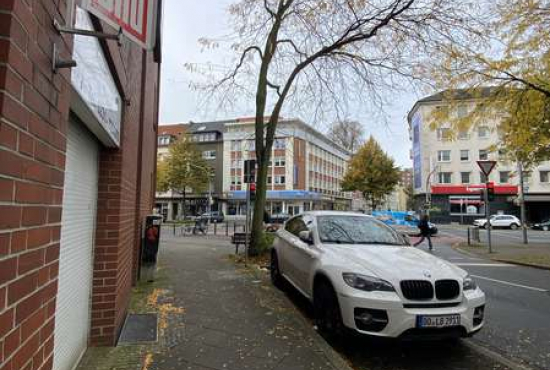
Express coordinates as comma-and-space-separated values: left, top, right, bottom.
418, 219, 431, 236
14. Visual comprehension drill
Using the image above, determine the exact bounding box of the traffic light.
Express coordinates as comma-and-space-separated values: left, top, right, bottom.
487, 182, 495, 202
249, 183, 256, 202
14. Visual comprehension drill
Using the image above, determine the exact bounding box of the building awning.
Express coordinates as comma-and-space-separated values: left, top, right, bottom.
431, 184, 518, 195
228, 190, 323, 201
449, 199, 484, 205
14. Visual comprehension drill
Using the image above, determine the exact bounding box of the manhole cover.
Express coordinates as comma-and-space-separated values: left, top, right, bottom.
118, 313, 158, 345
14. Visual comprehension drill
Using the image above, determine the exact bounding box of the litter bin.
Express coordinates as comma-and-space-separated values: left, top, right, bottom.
468, 226, 480, 244
141, 215, 163, 282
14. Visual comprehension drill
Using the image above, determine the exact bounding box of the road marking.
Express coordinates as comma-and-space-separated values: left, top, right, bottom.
471, 274, 548, 292
455, 263, 513, 267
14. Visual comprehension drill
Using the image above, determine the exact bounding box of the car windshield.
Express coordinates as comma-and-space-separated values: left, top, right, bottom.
317, 215, 406, 246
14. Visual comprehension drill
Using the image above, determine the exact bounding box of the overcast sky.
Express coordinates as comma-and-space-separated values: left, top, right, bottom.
159, 0, 422, 168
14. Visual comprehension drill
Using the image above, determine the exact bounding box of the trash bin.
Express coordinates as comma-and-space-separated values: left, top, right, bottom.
141, 215, 163, 282
468, 226, 480, 244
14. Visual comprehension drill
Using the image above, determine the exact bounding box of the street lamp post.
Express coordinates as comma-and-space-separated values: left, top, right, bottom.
518, 162, 529, 245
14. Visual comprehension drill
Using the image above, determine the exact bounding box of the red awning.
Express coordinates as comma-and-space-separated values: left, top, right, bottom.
449, 199, 484, 205
432, 184, 518, 195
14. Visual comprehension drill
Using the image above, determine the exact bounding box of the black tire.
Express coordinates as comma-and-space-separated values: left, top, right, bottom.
543, 226, 549, 232
270, 250, 285, 289
314, 281, 345, 339
510, 223, 519, 230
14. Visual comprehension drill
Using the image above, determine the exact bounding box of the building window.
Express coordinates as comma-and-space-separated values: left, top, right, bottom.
158, 136, 171, 146
523, 171, 532, 183
458, 129, 469, 140
460, 150, 469, 161
231, 140, 242, 151
274, 138, 286, 149
247, 140, 256, 151
479, 149, 488, 160
461, 172, 470, 184
437, 150, 451, 162
480, 172, 488, 183
274, 176, 286, 184
478, 126, 489, 138
273, 157, 286, 167
436, 128, 451, 141
500, 171, 510, 183
457, 105, 468, 118
541, 171, 550, 183
438, 172, 452, 184
231, 176, 242, 185
202, 150, 216, 159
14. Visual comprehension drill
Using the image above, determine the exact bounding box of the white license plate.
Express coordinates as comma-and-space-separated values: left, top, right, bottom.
417, 314, 461, 328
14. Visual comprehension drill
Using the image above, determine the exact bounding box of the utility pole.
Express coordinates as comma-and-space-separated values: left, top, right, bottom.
518, 162, 529, 244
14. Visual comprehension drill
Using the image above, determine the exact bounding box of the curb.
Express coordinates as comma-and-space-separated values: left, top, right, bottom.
465, 340, 537, 370
452, 243, 550, 271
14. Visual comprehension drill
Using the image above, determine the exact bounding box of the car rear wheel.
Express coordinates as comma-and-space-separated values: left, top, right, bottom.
510, 223, 519, 230
270, 251, 286, 290
314, 281, 345, 339
543, 226, 549, 231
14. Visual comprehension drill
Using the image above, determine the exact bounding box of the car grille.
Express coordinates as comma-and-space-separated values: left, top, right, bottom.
400, 280, 434, 300
400, 280, 461, 301
435, 280, 460, 300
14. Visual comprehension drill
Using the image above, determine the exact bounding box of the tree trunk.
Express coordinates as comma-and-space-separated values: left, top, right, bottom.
182, 189, 187, 220
250, 155, 270, 256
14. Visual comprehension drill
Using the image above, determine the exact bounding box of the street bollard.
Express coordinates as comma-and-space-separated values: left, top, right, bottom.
226, 222, 228, 236
468, 227, 471, 245
233, 222, 236, 234
214, 222, 217, 235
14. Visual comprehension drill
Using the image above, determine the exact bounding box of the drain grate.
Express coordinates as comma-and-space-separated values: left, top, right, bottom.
118, 313, 158, 345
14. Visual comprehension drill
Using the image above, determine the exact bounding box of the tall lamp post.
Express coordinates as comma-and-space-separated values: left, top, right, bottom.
518, 162, 529, 245
425, 165, 439, 217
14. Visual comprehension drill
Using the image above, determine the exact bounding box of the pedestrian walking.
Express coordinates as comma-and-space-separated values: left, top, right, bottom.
414, 214, 433, 251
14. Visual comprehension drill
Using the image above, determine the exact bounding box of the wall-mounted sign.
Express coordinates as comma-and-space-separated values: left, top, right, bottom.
81, 0, 159, 50
71, 7, 122, 147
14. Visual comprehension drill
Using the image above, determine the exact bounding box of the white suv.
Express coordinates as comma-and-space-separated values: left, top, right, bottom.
473, 215, 521, 229
271, 212, 485, 339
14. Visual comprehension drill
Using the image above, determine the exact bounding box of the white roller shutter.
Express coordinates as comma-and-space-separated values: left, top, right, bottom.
54, 118, 99, 370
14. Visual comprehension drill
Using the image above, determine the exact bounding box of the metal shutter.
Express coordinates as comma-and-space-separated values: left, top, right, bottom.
53, 119, 99, 370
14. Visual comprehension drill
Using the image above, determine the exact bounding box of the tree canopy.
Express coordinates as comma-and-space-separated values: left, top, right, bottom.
162, 137, 211, 201
342, 137, 400, 210
195, 0, 481, 253
428, 0, 550, 168
328, 120, 365, 154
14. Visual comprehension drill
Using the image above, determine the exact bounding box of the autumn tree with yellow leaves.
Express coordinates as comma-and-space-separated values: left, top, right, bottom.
342, 137, 400, 211
428, 0, 550, 169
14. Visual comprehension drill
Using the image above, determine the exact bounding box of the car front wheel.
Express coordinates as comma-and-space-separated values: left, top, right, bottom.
314, 281, 345, 339
270, 251, 285, 290
510, 223, 519, 230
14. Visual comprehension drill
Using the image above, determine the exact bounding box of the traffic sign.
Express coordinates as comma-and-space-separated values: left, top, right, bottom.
477, 160, 497, 177
81, 0, 159, 49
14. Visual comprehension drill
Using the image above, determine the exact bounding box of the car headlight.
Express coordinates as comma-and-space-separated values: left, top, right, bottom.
463, 275, 477, 291
342, 273, 395, 292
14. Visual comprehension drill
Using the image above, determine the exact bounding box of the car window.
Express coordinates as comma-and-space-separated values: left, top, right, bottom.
317, 215, 406, 245
285, 216, 307, 236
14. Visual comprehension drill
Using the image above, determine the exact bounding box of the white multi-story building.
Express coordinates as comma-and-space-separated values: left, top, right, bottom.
408, 89, 550, 223
155, 118, 352, 220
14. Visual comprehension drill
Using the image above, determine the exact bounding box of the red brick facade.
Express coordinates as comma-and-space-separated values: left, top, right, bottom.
0, 1, 160, 370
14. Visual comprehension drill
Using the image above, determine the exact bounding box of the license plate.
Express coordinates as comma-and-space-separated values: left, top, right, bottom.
417, 314, 461, 328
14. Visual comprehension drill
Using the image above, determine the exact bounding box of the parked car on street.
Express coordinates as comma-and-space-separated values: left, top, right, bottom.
271, 211, 486, 339
473, 215, 521, 229
532, 219, 550, 231
197, 211, 225, 223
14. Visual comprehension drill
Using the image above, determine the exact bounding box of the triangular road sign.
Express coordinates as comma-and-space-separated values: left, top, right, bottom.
477, 160, 497, 176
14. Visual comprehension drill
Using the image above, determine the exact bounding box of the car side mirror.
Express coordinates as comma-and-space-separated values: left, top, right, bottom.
298, 230, 314, 244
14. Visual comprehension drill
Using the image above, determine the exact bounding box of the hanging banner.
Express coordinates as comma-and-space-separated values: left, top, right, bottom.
81, 0, 159, 50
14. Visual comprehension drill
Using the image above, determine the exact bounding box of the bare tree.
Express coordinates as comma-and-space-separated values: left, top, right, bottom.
194, 0, 482, 254
328, 120, 366, 153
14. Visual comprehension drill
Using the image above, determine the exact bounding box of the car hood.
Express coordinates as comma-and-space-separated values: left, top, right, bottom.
322, 244, 465, 282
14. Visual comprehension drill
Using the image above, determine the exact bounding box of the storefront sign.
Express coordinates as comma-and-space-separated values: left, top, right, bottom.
71, 7, 122, 147
82, 0, 158, 49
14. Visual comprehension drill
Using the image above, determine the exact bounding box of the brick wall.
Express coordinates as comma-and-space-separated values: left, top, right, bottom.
1, 1, 160, 369
0, 1, 72, 370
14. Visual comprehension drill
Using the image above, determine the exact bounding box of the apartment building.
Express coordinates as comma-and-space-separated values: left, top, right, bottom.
155, 118, 352, 220
408, 89, 550, 223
